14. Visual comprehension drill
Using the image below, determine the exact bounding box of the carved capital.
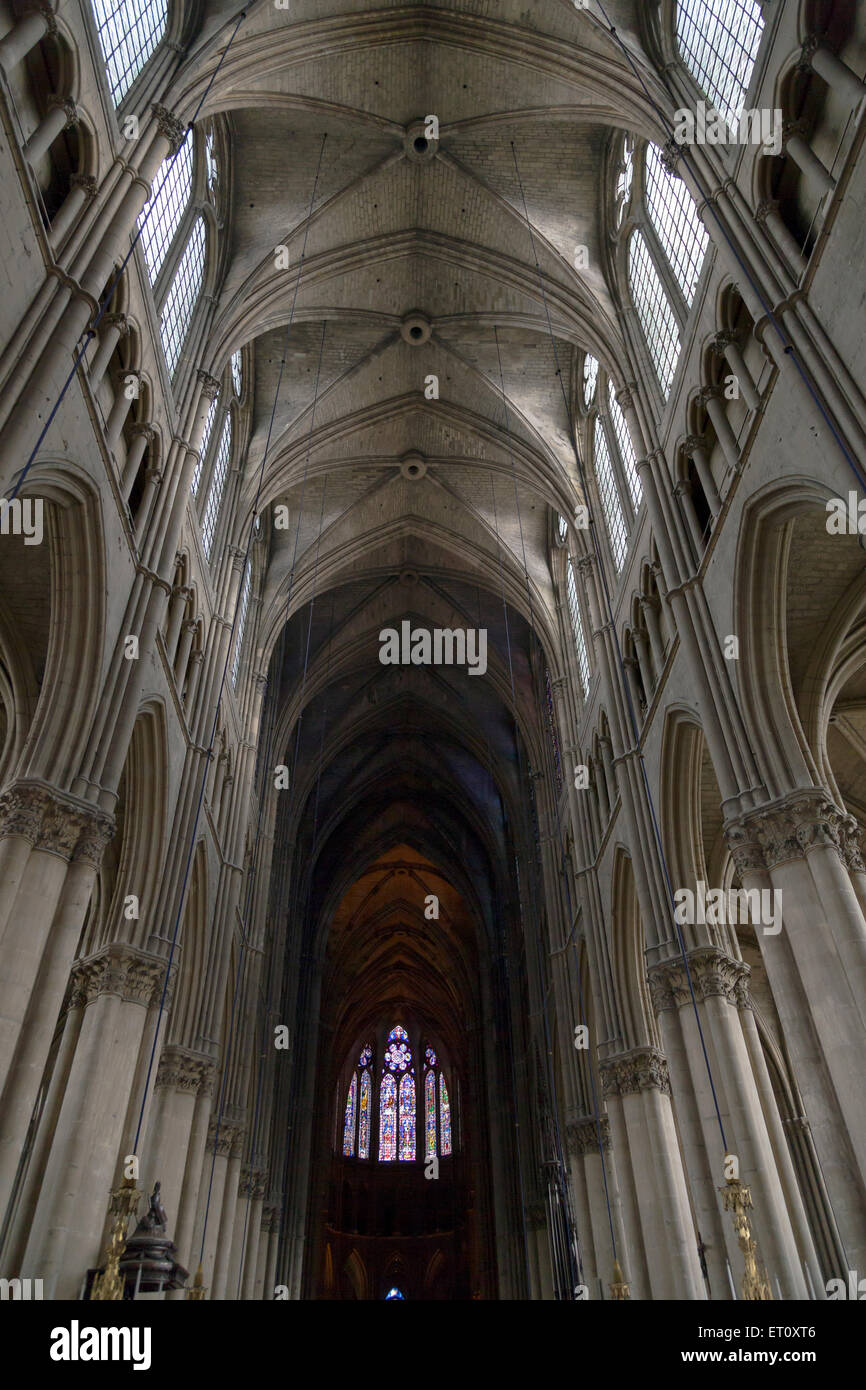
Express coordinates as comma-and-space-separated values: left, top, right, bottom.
599, 1046, 671, 1098
711, 331, 736, 356
69, 172, 98, 197
69, 943, 174, 1010
155, 1046, 215, 1094
102, 312, 129, 337
797, 35, 821, 73
754, 198, 780, 224
197, 369, 221, 401
566, 1114, 610, 1156
152, 104, 186, 155
48, 97, 79, 128
683, 433, 707, 455
0, 782, 114, 865
660, 137, 685, 175
649, 948, 750, 1012
129, 422, 156, 444
725, 821, 766, 876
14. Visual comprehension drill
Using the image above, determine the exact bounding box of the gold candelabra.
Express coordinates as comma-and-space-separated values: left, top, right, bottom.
185, 1263, 207, 1300
90, 1174, 141, 1301
609, 1258, 630, 1300
720, 1158, 772, 1300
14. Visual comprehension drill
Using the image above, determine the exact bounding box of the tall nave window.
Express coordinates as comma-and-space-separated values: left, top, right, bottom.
340, 1031, 455, 1162
675, 0, 765, 131
90, 0, 168, 107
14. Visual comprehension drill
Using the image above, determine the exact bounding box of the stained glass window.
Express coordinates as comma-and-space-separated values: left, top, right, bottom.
358, 1069, 371, 1159
231, 559, 251, 687
160, 216, 206, 379
425, 1068, 437, 1159
342, 1071, 357, 1157
90, 0, 168, 107
379, 1072, 397, 1161
675, 0, 764, 132
385, 1288, 405, 1299
583, 354, 599, 407
594, 419, 628, 571
201, 412, 231, 561
545, 668, 563, 791
608, 383, 642, 509
191, 391, 219, 497
359, 1044, 372, 1067
385, 1025, 411, 1072
440, 1075, 452, 1155
425, 1047, 438, 1067
137, 131, 193, 286
644, 142, 708, 309
628, 229, 681, 400
566, 559, 591, 695
399, 1072, 416, 1161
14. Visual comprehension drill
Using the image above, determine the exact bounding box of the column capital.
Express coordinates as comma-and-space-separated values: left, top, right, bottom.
0, 780, 114, 864
102, 312, 129, 336
155, 1045, 216, 1094
648, 947, 750, 1012
754, 197, 780, 224
727, 789, 855, 871
47, 97, 79, 128
683, 433, 707, 455
129, 422, 156, 444
26, 2, 58, 35
797, 35, 822, 74
615, 385, 635, 412
69, 172, 98, 197
68, 942, 174, 1011
197, 369, 221, 400
151, 104, 186, 154
698, 383, 726, 405
565, 1114, 611, 1155
711, 331, 737, 356
659, 137, 685, 176
782, 119, 808, 150
673, 477, 693, 497
599, 1046, 671, 1098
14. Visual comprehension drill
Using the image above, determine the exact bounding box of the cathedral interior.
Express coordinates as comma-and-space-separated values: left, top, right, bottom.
1, 0, 866, 1304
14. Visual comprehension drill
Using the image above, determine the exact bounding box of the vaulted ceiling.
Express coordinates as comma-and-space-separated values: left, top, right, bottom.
171, 0, 667, 937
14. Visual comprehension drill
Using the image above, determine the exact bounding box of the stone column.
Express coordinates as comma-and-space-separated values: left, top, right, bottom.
674, 478, 703, 557
800, 36, 866, 111
21, 944, 169, 1297
168, 1058, 215, 1289
240, 1173, 265, 1299
754, 199, 807, 276
0, 783, 111, 1095
22, 98, 78, 165
649, 948, 808, 1298
0, 3, 57, 72
255, 1204, 274, 1299
782, 120, 835, 199
89, 313, 129, 387
712, 332, 761, 411
700, 386, 740, 472
601, 1048, 704, 1298
50, 172, 98, 245
121, 424, 155, 499
106, 370, 138, 445
641, 596, 666, 674
684, 435, 721, 517
0, 805, 112, 1208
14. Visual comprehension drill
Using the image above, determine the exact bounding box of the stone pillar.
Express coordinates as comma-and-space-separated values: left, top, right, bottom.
169, 1058, 215, 1287
240, 1173, 265, 1299
0, 806, 112, 1208
700, 386, 740, 472
712, 332, 761, 411
21, 944, 169, 1297
121, 424, 155, 499
674, 478, 703, 557
800, 36, 866, 111
51, 172, 98, 245
0, 3, 57, 72
684, 435, 721, 517
0, 783, 112, 1097
106, 371, 138, 445
22, 98, 78, 165
754, 199, 807, 276
89, 313, 129, 386
649, 948, 809, 1298
641, 596, 665, 674
601, 1048, 704, 1298
782, 120, 835, 199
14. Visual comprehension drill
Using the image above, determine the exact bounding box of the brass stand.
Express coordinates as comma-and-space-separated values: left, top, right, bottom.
185, 1263, 207, 1300
720, 1160, 772, 1300
609, 1258, 630, 1299
90, 1175, 141, 1300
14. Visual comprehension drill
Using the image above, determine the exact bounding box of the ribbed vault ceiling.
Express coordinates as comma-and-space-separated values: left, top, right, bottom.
168, 0, 664, 925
